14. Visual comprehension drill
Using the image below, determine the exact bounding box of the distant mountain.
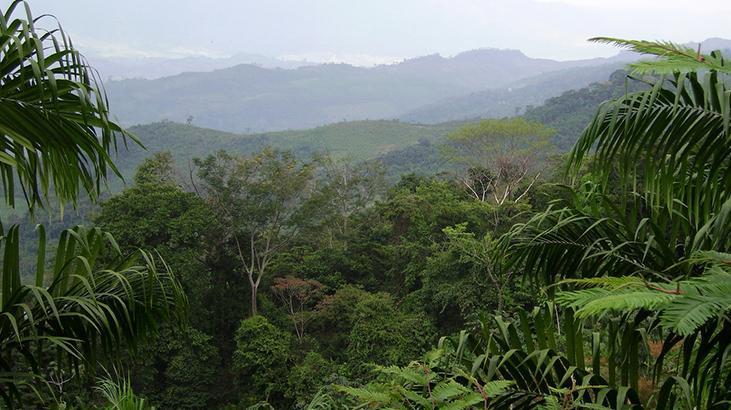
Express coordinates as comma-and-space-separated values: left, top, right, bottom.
89, 52, 311, 81
401, 38, 731, 126
105, 47, 638, 132
399, 61, 628, 124
523, 70, 650, 150
101, 66, 660, 193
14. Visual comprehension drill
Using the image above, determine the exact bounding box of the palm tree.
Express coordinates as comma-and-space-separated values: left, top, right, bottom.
0, 0, 132, 209
505, 38, 731, 408
0, 1, 185, 407
341, 39, 730, 409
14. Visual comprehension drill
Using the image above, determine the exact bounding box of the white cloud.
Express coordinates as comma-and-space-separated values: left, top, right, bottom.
74, 36, 227, 59
279, 52, 403, 67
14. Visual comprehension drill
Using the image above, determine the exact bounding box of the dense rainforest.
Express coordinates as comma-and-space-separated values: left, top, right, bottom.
0, 1, 729, 409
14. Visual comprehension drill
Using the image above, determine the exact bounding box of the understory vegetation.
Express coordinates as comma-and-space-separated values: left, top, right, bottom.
0, 1, 729, 409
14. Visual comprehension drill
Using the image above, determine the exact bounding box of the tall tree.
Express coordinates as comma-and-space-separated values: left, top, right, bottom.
271, 276, 324, 341
444, 118, 554, 205
316, 155, 384, 246
194, 149, 318, 316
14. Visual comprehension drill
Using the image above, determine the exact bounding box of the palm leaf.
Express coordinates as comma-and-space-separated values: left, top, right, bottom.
0, 0, 139, 210
0, 225, 186, 407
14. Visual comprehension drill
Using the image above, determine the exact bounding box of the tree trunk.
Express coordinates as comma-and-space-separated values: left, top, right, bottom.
250, 281, 259, 316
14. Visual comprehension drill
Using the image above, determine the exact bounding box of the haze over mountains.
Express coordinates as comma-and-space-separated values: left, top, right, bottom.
90, 53, 312, 81
106, 38, 731, 133
109, 67, 644, 188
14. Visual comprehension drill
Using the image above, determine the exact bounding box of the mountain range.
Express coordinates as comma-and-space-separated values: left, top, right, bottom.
105, 38, 731, 133
109, 66, 647, 187
89, 52, 311, 81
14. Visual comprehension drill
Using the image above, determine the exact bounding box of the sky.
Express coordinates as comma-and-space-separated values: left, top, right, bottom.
26, 0, 731, 65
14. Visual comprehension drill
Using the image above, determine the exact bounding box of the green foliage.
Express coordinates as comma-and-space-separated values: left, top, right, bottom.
339, 363, 513, 409
0, 0, 133, 209
131, 326, 220, 409
590, 37, 731, 75
96, 377, 155, 410
286, 352, 339, 409
556, 251, 731, 337
313, 286, 436, 375
506, 38, 731, 409
346, 295, 436, 371
340, 306, 642, 409
232, 315, 292, 403
0, 225, 186, 407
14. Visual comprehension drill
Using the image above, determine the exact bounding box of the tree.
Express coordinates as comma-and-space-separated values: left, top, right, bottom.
130, 326, 220, 409
285, 352, 338, 409
444, 118, 555, 205
271, 276, 324, 341
232, 315, 291, 405
0, 2, 185, 407
313, 286, 436, 377
443, 223, 513, 311
194, 149, 318, 316
96, 153, 214, 330
132, 151, 179, 187
316, 155, 385, 246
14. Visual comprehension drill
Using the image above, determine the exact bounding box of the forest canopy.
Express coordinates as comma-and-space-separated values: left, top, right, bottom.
0, 1, 729, 409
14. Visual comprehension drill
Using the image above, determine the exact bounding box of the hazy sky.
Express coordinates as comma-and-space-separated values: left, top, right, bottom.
27, 0, 731, 65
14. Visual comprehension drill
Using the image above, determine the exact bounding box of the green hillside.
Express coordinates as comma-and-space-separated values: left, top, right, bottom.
113, 119, 461, 188
266, 120, 456, 158
111, 70, 646, 188
524, 70, 649, 149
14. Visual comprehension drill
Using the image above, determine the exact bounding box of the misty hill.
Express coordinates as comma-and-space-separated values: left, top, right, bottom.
112, 60, 723, 187
89, 52, 311, 81
524, 70, 650, 149
113, 120, 461, 186
106, 48, 635, 132
399, 61, 627, 123
402, 38, 731, 136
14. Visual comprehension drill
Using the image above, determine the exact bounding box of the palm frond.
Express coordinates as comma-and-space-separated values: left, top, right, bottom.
568, 46, 730, 237
589, 37, 729, 74
0, 225, 186, 407
0, 0, 138, 210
